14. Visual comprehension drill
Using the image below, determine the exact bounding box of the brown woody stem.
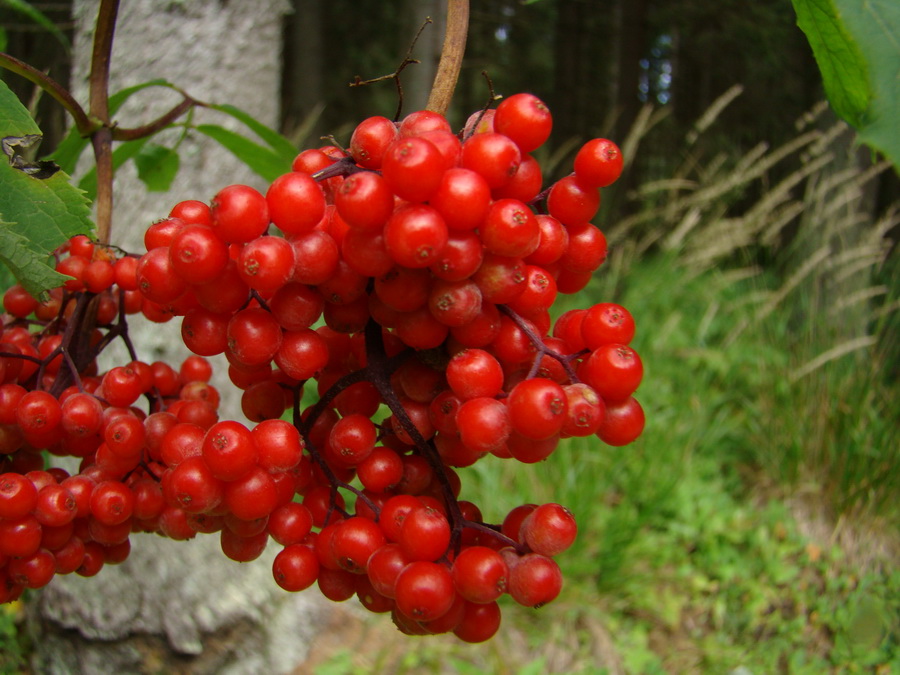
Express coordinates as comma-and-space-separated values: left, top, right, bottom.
0, 52, 96, 135
426, 0, 469, 115
87, 0, 120, 245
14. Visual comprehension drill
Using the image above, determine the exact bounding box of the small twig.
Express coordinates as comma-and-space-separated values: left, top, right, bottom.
461, 519, 526, 553
112, 93, 205, 142
311, 156, 369, 182
497, 304, 582, 383
349, 16, 433, 121
461, 71, 502, 140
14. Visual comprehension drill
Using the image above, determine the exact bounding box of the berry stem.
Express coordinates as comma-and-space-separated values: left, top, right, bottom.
426, 0, 469, 115
461, 518, 526, 554
358, 320, 466, 540
497, 304, 582, 382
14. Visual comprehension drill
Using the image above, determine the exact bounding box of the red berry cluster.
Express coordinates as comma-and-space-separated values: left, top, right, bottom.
0, 236, 227, 599
0, 92, 644, 643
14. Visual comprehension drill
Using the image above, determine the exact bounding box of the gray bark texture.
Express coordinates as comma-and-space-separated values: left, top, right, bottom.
26, 2, 338, 672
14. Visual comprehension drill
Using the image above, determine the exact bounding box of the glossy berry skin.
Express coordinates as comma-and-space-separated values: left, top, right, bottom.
480, 199, 541, 258
429, 168, 492, 231
274, 329, 329, 381
90, 481, 134, 526
506, 378, 568, 441
460, 132, 521, 189
398, 506, 451, 562
226, 308, 283, 367
446, 349, 504, 401
202, 420, 257, 482
520, 503, 577, 557
136, 247, 186, 304
581, 302, 635, 348
574, 138, 623, 188
493, 93, 553, 153
331, 517, 385, 573
561, 383, 606, 437
394, 561, 456, 622
597, 396, 645, 447
210, 184, 270, 243
507, 553, 563, 608
273, 544, 319, 591
349, 115, 398, 169
381, 137, 444, 203
0, 472, 38, 519
453, 600, 502, 643
163, 456, 225, 514
578, 344, 643, 403
266, 172, 325, 235
334, 171, 394, 231
384, 204, 448, 269
168, 225, 229, 284
237, 236, 295, 294
451, 546, 508, 604
547, 174, 601, 226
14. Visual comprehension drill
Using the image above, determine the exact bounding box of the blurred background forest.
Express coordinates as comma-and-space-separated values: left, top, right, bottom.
2, 0, 899, 672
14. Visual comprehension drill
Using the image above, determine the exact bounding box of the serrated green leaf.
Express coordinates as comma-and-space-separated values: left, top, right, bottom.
0, 159, 92, 295
194, 124, 289, 182
0, 162, 93, 249
0, 219, 70, 296
77, 138, 149, 199
2, 0, 71, 51
133, 143, 180, 192
792, 0, 871, 128
0, 79, 41, 137
835, 0, 900, 172
208, 103, 297, 165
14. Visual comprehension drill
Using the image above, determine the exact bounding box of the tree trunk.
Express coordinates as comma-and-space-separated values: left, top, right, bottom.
25, 2, 336, 672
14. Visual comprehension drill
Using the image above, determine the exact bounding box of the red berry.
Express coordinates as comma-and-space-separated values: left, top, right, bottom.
210, 184, 270, 243
494, 93, 553, 152
266, 172, 325, 235
574, 138, 623, 188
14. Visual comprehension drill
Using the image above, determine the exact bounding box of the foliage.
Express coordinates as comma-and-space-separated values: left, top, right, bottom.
792, 0, 900, 170
0, 81, 93, 296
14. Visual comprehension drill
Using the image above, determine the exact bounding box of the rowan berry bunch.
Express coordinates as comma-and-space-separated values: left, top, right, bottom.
0, 93, 644, 643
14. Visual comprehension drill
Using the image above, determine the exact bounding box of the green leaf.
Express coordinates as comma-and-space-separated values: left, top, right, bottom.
133, 143, 180, 192
0, 220, 70, 296
0, 80, 92, 294
834, 0, 900, 170
793, 0, 900, 170
791, 0, 871, 128
1, 0, 72, 52
0, 79, 41, 137
194, 124, 289, 182
0, 164, 92, 295
48, 127, 91, 175
208, 103, 297, 165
